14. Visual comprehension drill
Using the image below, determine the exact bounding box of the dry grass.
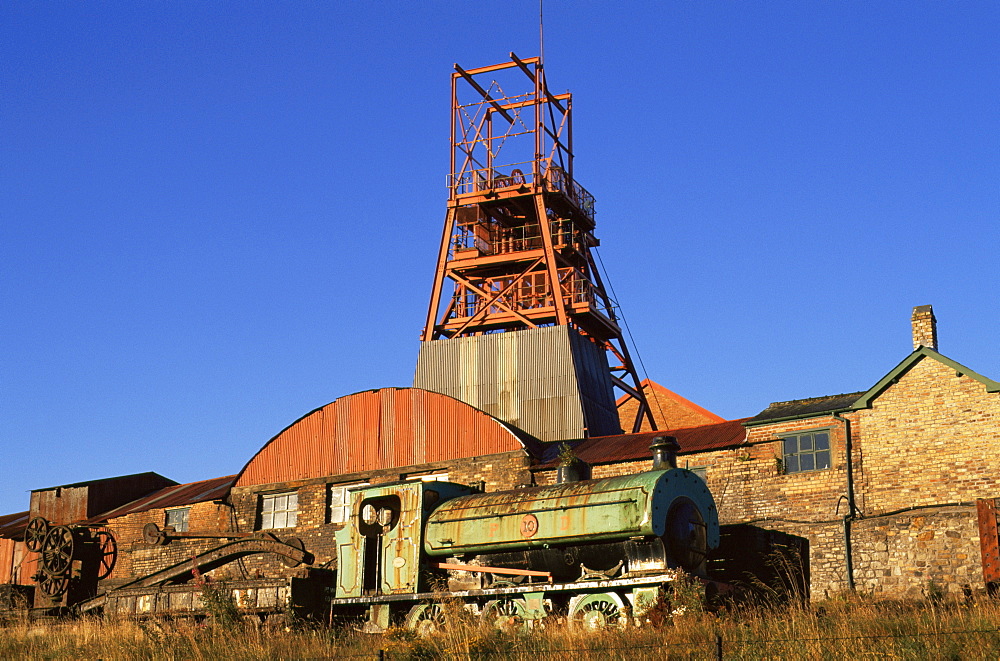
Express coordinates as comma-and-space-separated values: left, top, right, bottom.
1, 595, 999, 660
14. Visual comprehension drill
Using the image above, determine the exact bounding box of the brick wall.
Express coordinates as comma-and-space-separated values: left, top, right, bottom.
223, 450, 533, 581
854, 357, 1000, 515
617, 383, 723, 433
533, 358, 1000, 600
102, 500, 233, 589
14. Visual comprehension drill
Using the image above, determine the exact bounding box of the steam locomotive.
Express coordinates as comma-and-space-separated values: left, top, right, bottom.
329, 441, 721, 631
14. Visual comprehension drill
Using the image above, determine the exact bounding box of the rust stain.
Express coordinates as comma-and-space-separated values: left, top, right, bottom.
235, 388, 532, 488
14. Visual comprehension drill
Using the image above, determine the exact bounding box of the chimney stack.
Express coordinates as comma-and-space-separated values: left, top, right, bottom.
650, 436, 680, 470
911, 305, 938, 351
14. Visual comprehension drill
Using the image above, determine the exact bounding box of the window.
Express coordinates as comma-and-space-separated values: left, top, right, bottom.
165, 507, 190, 532
328, 483, 367, 524
406, 472, 449, 482
782, 431, 831, 473
260, 492, 298, 529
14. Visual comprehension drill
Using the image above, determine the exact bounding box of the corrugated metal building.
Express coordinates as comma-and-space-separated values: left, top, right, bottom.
414, 326, 622, 443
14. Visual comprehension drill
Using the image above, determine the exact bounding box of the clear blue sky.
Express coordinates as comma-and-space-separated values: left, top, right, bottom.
2, 2, 997, 515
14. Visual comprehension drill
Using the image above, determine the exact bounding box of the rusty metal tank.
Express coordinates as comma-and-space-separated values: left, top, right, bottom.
424, 469, 719, 576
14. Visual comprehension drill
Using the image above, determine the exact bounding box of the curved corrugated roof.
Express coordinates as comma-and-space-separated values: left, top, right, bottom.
234, 388, 541, 488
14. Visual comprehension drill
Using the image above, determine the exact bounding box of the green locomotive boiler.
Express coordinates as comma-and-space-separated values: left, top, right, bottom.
331, 439, 721, 631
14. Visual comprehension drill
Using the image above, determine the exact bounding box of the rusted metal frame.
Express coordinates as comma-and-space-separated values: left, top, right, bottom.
510, 52, 566, 117
444, 259, 546, 335
534, 195, 569, 324
610, 375, 642, 400
423, 207, 459, 341
455, 111, 491, 191
585, 252, 619, 323
527, 59, 541, 188
431, 562, 552, 580
486, 107, 493, 174
491, 93, 570, 112
612, 334, 657, 432
450, 71, 457, 196
546, 101, 571, 173
461, 58, 536, 77
454, 65, 515, 125
567, 96, 574, 184
486, 108, 529, 172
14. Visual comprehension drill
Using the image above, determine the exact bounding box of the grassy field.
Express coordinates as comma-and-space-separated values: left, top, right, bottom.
2, 594, 999, 660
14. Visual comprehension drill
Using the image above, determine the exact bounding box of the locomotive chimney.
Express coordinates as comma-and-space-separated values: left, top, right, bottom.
650, 436, 680, 470
911, 305, 938, 351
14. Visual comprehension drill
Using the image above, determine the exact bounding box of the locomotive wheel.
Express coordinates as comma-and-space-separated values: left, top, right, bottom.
41, 525, 75, 576
482, 598, 527, 633
94, 529, 118, 579
39, 572, 70, 599
25, 517, 49, 553
568, 592, 630, 630
404, 603, 448, 636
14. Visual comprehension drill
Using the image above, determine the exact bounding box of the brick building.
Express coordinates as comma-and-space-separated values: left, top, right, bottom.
3, 307, 997, 608
533, 306, 999, 599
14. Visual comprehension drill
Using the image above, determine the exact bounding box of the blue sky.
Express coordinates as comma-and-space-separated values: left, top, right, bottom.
2, 2, 997, 515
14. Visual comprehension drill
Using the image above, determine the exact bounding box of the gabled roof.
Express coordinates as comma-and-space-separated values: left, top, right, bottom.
85, 475, 237, 524
0, 511, 29, 539
744, 347, 999, 426
746, 392, 866, 426
535, 418, 750, 468
616, 379, 725, 431
850, 347, 1000, 410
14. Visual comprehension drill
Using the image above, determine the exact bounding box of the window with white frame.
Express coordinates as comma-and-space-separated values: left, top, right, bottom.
782, 431, 831, 474
165, 507, 190, 532
260, 492, 298, 529
328, 483, 367, 524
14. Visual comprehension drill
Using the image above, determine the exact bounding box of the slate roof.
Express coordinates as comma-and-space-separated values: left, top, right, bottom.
746, 392, 866, 426
84, 475, 236, 524
535, 418, 750, 468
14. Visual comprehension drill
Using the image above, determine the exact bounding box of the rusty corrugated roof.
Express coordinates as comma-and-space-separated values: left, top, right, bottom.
535, 418, 751, 468
85, 475, 236, 523
0, 511, 29, 539
234, 388, 541, 488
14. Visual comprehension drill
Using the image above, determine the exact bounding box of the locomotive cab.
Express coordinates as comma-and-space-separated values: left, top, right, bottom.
333, 480, 477, 599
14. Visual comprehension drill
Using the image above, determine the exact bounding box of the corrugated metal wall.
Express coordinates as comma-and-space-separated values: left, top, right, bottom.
0, 540, 37, 586
413, 326, 621, 442
234, 388, 530, 488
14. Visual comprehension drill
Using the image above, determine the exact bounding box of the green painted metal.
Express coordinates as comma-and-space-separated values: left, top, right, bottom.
334, 481, 477, 599
424, 469, 719, 556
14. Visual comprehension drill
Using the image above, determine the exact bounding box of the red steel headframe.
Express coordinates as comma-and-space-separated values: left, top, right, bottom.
421, 53, 654, 434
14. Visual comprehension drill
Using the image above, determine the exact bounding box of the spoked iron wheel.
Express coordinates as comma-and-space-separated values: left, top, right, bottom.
404, 603, 448, 636
39, 572, 70, 599
94, 529, 118, 579
568, 592, 630, 630
41, 525, 75, 576
483, 598, 528, 633
24, 517, 49, 553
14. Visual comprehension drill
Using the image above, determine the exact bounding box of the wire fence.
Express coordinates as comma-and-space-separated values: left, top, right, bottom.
327, 625, 1000, 660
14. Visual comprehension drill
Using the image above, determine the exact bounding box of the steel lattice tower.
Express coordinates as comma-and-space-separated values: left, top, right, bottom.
416, 54, 654, 438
